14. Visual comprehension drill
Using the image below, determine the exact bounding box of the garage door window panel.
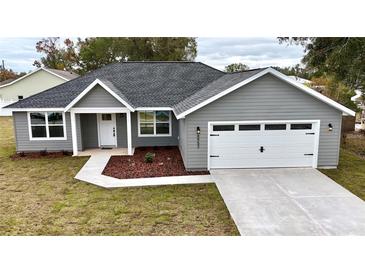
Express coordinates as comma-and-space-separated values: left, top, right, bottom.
239, 124, 261, 131
265, 124, 287, 130
290, 123, 312, 130
213, 125, 235, 131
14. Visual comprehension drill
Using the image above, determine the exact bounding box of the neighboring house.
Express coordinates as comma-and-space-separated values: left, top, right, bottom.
351, 90, 365, 130
288, 75, 312, 85
6, 62, 355, 170
0, 67, 78, 116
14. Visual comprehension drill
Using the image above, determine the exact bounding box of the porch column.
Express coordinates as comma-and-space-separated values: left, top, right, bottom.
126, 110, 132, 155
70, 110, 78, 156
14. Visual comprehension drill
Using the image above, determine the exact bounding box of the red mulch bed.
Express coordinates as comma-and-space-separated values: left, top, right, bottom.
11, 151, 72, 160
102, 146, 209, 179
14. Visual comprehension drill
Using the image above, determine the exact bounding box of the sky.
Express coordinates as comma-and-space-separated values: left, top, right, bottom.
0, 37, 305, 73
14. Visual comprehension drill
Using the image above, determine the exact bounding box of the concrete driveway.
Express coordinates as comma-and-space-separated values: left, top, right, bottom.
211, 168, 365, 236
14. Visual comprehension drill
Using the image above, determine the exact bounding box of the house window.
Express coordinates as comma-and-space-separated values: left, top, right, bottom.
28, 112, 66, 140
18, 95, 23, 100
138, 111, 171, 136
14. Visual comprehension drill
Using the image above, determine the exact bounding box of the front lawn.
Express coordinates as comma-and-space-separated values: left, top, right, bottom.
320, 149, 365, 201
0, 117, 238, 235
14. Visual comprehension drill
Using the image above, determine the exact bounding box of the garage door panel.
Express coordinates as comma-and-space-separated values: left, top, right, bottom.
209, 121, 318, 169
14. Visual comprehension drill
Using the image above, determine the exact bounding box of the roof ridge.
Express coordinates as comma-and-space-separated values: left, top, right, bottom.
225, 67, 269, 74
120, 61, 197, 63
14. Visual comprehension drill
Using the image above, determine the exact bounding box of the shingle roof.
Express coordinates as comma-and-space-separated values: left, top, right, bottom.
46, 68, 79, 80
7, 62, 224, 109
173, 68, 267, 115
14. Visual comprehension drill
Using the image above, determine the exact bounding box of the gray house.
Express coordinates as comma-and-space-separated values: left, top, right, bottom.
7, 62, 355, 170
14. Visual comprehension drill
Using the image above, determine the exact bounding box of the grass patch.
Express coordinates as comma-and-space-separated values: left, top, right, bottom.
0, 117, 238, 235
320, 149, 365, 201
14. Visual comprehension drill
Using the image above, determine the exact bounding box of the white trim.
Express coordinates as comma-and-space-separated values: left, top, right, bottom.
96, 113, 101, 147
70, 107, 129, 113
127, 111, 132, 155
207, 119, 320, 170
27, 111, 67, 141
135, 107, 173, 111
64, 79, 134, 112
97, 113, 117, 147
137, 110, 172, 137
10, 108, 65, 112
71, 111, 78, 156
0, 67, 69, 89
176, 68, 355, 119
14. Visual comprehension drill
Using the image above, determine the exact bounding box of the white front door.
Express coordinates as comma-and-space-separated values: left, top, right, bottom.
208, 120, 319, 169
98, 113, 117, 147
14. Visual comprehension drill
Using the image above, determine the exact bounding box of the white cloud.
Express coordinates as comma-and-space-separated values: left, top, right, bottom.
196, 37, 305, 70
0, 37, 306, 72
0, 38, 42, 72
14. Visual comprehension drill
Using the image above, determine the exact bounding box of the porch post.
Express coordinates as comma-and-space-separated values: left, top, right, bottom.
70, 110, 78, 156
126, 110, 132, 155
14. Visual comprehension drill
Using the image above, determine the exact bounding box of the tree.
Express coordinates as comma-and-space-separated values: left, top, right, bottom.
278, 37, 365, 111
309, 76, 358, 110
0, 68, 26, 83
273, 64, 313, 80
33, 37, 79, 72
278, 37, 365, 91
34, 37, 198, 75
224, 63, 249, 73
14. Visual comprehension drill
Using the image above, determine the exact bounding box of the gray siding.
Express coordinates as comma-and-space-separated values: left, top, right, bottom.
184, 74, 343, 170
116, 113, 127, 147
80, 114, 98, 149
77, 112, 179, 149
131, 112, 179, 147
178, 118, 187, 166
74, 85, 125, 108
13, 112, 73, 152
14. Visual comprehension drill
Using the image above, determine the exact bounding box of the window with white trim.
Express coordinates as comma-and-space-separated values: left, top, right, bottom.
28, 112, 66, 140
138, 111, 171, 136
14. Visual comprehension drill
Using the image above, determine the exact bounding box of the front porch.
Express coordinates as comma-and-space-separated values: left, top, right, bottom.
70, 107, 133, 156
77, 147, 133, 157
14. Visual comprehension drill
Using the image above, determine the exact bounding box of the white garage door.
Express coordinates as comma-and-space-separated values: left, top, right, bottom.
208, 120, 319, 169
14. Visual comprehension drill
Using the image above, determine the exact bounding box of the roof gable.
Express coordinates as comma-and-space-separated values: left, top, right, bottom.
175, 68, 355, 118
0, 67, 76, 89
73, 84, 127, 108
65, 79, 134, 111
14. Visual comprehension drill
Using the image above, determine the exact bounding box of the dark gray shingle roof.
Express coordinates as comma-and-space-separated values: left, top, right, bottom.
8, 62, 224, 109
173, 68, 267, 116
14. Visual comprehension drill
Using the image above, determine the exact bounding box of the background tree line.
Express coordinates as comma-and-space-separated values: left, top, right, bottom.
2, 37, 364, 111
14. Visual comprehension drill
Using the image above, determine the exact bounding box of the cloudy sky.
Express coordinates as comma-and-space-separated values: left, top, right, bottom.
0, 37, 305, 72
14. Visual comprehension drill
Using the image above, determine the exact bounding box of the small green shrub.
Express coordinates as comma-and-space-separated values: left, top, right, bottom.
144, 152, 155, 163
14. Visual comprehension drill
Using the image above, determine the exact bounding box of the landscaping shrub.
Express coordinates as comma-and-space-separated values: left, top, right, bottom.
144, 152, 155, 163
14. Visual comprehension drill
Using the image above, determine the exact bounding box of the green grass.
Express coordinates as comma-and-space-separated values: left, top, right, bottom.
320, 150, 365, 201
0, 117, 239, 235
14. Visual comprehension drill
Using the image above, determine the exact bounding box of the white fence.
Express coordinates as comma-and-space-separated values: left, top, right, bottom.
0, 100, 15, 116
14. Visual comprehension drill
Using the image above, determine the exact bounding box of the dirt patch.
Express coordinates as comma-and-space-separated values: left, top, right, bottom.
102, 146, 209, 179
10, 151, 72, 160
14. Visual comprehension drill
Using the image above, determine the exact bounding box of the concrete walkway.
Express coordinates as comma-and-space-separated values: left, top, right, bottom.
211, 168, 365, 236
75, 149, 212, 188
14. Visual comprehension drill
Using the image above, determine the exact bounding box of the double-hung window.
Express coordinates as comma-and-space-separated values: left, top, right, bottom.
28, 112, 66, 140
138, 111, 171, 136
